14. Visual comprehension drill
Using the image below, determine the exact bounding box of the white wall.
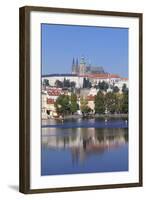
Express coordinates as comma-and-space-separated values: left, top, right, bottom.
0, 0, 145, 200
42, 76, 84, 88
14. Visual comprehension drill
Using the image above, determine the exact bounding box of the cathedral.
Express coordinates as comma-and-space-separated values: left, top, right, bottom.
72, 57, 105, 75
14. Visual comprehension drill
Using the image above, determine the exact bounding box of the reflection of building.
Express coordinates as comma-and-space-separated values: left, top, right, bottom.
42, 127, 128, 162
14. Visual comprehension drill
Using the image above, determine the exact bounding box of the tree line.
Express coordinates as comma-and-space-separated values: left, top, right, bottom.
94, 90, 128, 114
54, 85, 128, 116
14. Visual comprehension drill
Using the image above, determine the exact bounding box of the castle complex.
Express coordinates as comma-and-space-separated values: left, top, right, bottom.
72, 57, 105, 75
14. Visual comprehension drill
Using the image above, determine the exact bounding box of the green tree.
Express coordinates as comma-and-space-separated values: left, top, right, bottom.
122, 83, 128, 94
70, 93, 78, 114
113, 86, 120, 93
94, 91, 105, 114
98, 81, 109, 91
43, 79, 49, 86
63, 78, 71, 88
105, 92, 118, 114
70, 81, 76, 88
55, 80, 63, 88
83, 78, 92, 88
115, 93, 123, 113
80, 97, 91, 115
55, 95, 70, 115
121, 92, 128, 113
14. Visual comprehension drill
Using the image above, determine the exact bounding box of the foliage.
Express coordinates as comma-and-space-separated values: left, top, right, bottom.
98, 81, 109, 91
55, 80, 63, 88
122, 83, 128, 94
70, 93, 78, 114
121, 92, 128, 113
115, 93, 123, 113
80, 97, 91, 115
55, 79, 76, 89
83, 78, 92, 88
43, 79, 49, 86
63, 78, 70, 88
94, 91, 105, 114
55, 95, 70, 115
105, 92, 118, 114
113, 86, 120, 93
70, 81, 76, 88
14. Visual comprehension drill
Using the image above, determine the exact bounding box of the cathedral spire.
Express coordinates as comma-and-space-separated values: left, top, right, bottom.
76, 58, 78, 67
72, 57, 76, 74
72, 57, 75, 66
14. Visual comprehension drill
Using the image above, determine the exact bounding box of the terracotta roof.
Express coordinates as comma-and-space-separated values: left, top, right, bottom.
47, 88, 62, 96
47, 98, 55, 104
109, 74, 120, 78
79, 73, 120, 79
120, 77, 128, 81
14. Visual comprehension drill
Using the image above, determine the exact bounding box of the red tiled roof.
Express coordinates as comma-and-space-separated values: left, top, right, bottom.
79, 73, 120, 79
47, 98, 55, 104
120, 77, 128, 81
47, 88, 62, 96
109, 74, 120, 78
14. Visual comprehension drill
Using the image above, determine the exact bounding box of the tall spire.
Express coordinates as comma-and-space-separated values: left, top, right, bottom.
76, 58, 79, 74
72, 57, 76, 74
72, 57, 75, 66
76, 58, 78, 67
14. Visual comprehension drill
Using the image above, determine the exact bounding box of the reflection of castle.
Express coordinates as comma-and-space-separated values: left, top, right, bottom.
72, 57, 105, 75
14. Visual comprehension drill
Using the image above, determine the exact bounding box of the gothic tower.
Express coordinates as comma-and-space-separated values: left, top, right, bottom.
72, 58, 76, 74
79, 56, 86, 75
75, 58, 79, 74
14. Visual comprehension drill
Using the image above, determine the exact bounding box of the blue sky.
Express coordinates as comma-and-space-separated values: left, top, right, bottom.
41, 24, 128, 77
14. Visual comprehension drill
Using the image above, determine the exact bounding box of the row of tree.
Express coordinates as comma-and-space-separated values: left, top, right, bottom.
55, 79, 76, 88
54, 90, 128, 116
42, 78, 76, 89
55, 93, 79, 115
94, 91, 128, 114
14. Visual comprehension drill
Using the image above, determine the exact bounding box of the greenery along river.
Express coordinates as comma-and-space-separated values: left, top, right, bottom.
41, 118, 128, 176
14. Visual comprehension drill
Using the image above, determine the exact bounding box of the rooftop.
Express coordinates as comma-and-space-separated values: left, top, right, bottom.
42, 73, 127, 80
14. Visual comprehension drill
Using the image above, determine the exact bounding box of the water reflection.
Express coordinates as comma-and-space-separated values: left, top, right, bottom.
42, 127, 128, 163
42, 118, 128, 129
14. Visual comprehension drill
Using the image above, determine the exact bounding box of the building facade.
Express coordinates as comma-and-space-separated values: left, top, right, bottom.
72, 56, 105, 75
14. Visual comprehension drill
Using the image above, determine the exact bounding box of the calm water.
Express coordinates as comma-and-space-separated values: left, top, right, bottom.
41, 118, 128, 176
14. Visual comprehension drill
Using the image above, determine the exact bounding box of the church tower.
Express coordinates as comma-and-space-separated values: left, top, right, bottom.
72, 58, 76, 74
75, 58, 79, 74
79, 56, 86, 75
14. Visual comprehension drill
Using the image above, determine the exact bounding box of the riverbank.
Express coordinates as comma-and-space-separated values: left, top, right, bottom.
94, 113, 128, 119
62, 113, 128, 119
42, 113, 128, 122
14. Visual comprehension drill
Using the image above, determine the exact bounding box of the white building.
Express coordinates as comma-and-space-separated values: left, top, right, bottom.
42, 74, 83, 88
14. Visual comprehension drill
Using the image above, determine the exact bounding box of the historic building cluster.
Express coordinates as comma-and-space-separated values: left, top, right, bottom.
42, 57, 128, 119
71, 57, 105, 75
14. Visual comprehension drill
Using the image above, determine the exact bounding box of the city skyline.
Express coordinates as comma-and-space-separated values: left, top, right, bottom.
41, 24, 128, 77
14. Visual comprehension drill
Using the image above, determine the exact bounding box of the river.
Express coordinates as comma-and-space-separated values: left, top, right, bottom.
41, 118, 128, 176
